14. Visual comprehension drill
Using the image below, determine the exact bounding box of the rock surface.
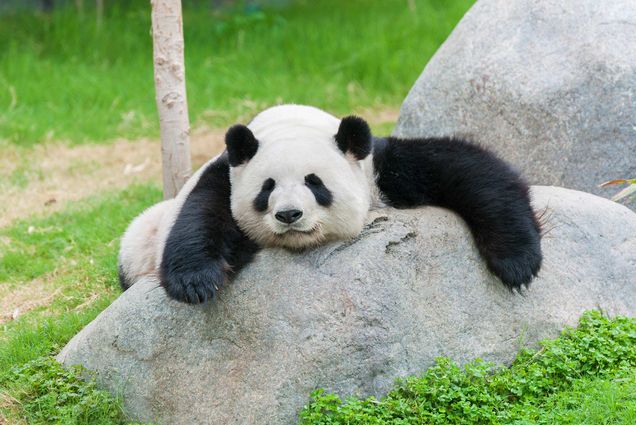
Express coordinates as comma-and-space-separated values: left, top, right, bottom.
58, 186, 636, 425
395, 0, 636, 208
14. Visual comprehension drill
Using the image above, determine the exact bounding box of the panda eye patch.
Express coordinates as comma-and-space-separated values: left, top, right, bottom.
261, 178, 275, 191
305, 173, 333, 207
253, 178, 275, 212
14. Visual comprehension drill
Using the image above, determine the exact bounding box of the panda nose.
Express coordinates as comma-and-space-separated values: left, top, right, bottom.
275, 209, 303, 224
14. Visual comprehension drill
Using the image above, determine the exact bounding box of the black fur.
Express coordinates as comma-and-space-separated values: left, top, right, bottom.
335, 116, 372, 160
226, 124, 258, 166
253, 178, 275, 212
305, 173, 333, 207
159, 153, 260, 304
118, 264, 132, 291
372, 136, 542, 290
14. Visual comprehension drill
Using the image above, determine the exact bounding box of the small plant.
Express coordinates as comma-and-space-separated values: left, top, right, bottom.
1, 357, 128, 425
600, 179, 636, 202
299, 311, 636, 424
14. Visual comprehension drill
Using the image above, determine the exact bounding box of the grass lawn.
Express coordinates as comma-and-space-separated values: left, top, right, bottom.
0, 0, 473, 147
0, 185, 161, 424
1, 0, 635, 424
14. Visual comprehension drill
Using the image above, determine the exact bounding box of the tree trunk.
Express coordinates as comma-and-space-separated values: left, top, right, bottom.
75, 0, 84, 17
151, 0, 192, 199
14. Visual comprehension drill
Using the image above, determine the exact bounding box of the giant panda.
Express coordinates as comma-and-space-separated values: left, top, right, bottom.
118, 104, 542, 304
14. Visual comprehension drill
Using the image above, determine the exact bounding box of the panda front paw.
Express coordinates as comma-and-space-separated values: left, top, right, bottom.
160, 259, 229, 304
486, 249, 542, 291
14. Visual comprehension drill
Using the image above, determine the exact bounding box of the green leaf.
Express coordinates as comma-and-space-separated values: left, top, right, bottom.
612, 184, 636, 202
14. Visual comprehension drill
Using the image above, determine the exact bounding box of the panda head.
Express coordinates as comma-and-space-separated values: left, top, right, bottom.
226, 104, 373, 250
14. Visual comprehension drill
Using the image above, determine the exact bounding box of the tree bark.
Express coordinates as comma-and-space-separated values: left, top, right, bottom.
75, 0, 84, 17
151, 0, 192, 199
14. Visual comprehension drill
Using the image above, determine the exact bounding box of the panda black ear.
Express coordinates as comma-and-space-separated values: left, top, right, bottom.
335, 116, 372, 160
225, 124, 259, 166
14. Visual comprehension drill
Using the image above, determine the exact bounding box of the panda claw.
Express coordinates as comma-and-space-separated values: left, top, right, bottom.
486, 250, 542, 292
160, 259, 228, 304
184, 285, 199, 304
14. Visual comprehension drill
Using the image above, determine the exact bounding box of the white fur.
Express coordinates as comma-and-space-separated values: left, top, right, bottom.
230, 105, 372, 249
118, 200, 172, 287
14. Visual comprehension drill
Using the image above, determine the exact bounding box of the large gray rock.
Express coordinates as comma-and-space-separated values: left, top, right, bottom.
58, 186, 636, 425
395, 0, 636, 208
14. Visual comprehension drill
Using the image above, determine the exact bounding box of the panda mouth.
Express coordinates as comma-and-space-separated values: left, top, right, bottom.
261, 223, 325, 250
273, 223, 321, 238
282, 227, 319, 236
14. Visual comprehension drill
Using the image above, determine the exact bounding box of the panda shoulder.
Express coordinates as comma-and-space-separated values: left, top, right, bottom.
154, 153, 231, 258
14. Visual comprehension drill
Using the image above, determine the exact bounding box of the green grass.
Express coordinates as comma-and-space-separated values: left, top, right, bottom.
0, 0, 475, 146
0, 185, 161, 284
299, 311, 636, 424
525, 375, 636, 424
0, 185, 160, 423
2, 357, 129, 425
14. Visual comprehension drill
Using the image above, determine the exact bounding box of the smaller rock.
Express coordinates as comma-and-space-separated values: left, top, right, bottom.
395, 0, 636, 208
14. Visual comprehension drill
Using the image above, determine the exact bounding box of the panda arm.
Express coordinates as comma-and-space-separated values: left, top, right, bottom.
159, 154, 260, 304
372, 136, 542, 290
